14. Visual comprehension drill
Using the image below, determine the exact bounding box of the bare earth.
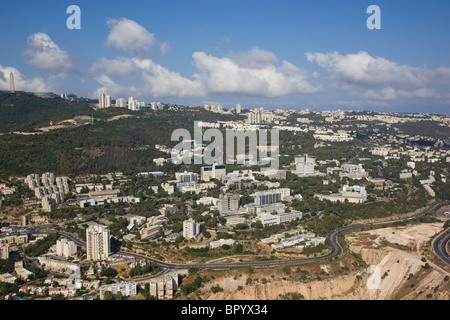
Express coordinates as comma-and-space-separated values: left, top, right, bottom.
191, 222, 450, 300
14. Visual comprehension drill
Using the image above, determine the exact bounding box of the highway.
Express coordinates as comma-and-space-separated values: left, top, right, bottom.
431, 228, 450, 265
23, 200, 449, 272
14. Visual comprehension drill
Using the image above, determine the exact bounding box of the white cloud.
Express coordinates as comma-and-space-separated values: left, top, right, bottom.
0, 65, 49, 92
159, 42, 170, 56
192, 49, 320, 97
106, 18, 156, 57
93, 73, 139, 99
91, 48, 320, 99
227, 47, 278, 68
89, 57, 142, 77
306, 51, 426, 86
24, 33, 74, 71
306, 50, 450, 102
362, 87, 440, 100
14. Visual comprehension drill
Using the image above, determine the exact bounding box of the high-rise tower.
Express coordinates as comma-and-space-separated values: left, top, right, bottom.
86, 224, 110, 261
10, 73, 14, 93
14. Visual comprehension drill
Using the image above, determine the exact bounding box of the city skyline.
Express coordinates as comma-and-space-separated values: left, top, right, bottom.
1, 0, 450, 114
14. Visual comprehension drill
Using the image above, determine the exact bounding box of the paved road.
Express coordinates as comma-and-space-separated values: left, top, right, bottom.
25, 200, 450, 272
431, 228, 450, 265
68, 201, 450, 271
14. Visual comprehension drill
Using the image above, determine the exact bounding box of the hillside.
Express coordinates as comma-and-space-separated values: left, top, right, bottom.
0, 92, 97, 133
0, 94, 246, 178
173, 222, 450, 300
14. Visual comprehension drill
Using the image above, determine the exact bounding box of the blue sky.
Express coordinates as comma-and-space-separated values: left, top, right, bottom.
1, 0, 449, 114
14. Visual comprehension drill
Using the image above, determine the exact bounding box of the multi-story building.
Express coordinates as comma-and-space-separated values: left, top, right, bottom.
295, 154, 316, 165
175, 171, 198, 183
217, 194, 241, 214
201, 163, 226, 181
56, 238, 77, 258
149, 273, 179, 299
315, 184, 367, 203
128, 97, 136, 111
251, 188, 290, 206
99, 282, 138, 300
14, 261, 34, 280
183, 218, 200, 239
339, 164, 369, 180
0, 244, 9, 260
99, 93, 105, 108
26, 173, 69, 212
105, 95, 111, 108
247, 108, 274, 124
86, 225, 110, 261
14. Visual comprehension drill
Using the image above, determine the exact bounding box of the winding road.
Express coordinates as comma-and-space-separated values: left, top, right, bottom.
432, 228, 450, 265
40, 200, 449, 272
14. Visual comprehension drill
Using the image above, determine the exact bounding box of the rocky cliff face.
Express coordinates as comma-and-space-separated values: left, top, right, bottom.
202, 275, 367, 300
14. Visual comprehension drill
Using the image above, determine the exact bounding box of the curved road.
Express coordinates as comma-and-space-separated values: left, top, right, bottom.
46, 200, 449, 271
432, 228, 450, 265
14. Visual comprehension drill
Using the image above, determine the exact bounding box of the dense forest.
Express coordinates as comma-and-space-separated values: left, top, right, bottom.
0, 92, 94, 132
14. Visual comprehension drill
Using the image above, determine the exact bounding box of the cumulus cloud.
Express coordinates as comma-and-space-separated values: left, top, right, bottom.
93, 73, 139, 99
227, 47, 279, 68
306, 50, 450, 102
193, 50, 320, 97
89, 57, 142, 77
106, 18, 158, 57
305, 51, 426, 86
90, 47, 320, 99
0, 65, 49, 92
24, 33, 74, 71
362, 87, 440, 100
91, 57, 203, 98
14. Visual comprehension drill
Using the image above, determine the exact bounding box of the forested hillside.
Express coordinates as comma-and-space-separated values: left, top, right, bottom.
0, 94, 245, 178
0, 92, 94, 132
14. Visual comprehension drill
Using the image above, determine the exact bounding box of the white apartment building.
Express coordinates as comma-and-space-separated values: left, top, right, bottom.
100, 282, 137, 300
105, 95, 111, 108
251, 188, 290, 206
183, 218, 200, 239
86, 225, 110, 261
175, 171, 198, 183
99, 93, 105, 108
116, 98, 126, 107
217, 194, 241, 214
56, 238, 77, 258
149, 273, 179, 299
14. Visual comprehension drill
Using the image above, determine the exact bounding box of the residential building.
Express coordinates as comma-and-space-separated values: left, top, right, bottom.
339, 164, 369, 180
105, 95, 111, 108
56, 238, 77, 258
86, 225, 110, 261
217, 194, 241, 214
251, 188, 290, 206
183, 218, 200, 239
175, 171, 198, 183
149, 273, 179, 299
0, 244, 9, 260
100, 282, 138, 300
99, 93, 105, 108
